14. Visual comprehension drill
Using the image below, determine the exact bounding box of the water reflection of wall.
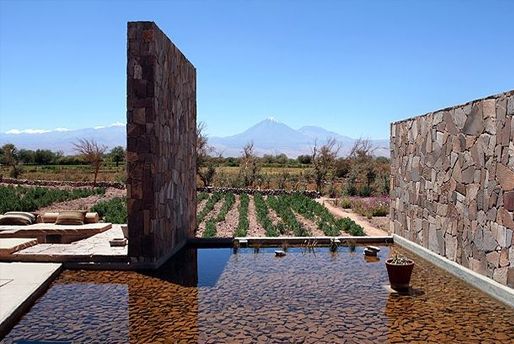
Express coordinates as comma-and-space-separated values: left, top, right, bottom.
128, 247, 199, 342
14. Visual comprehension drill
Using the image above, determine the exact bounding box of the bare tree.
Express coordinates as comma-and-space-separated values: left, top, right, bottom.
347, 138, 377, 192
73, 138, 107, 185
311, 138, 340, 193
239, 142, 261, 187
348, 138, 375, 159
196, 122, 217, 187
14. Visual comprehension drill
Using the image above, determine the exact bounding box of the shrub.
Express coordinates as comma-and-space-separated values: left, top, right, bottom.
335, 217, 365, 236
91, 197, 127, 224
340, 197, 352, 209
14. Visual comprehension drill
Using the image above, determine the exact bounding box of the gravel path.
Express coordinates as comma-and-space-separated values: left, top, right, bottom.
215, 195, 240, 238
36, 188, 126, 214
317, 197, 388, 236
247, 196, 266, 237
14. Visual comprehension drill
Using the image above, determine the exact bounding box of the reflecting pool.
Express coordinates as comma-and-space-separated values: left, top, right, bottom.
2, 245, 514, 343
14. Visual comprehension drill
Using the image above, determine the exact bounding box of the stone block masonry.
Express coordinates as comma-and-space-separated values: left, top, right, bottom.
390, 90, 514, 287
126, 22, 196, 267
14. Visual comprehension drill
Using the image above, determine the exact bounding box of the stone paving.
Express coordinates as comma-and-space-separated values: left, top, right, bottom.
10, 225, 127, 261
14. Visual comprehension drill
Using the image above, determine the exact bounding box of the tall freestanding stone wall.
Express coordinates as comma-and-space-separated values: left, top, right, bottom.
126, 22, 196, 267
390, 90, 514, 287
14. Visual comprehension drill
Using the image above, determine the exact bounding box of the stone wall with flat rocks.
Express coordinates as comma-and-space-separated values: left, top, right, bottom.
390, 90, 514, 287
126, 22, 196, 266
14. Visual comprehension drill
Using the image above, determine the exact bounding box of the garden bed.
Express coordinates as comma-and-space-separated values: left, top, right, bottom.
195, 192, 365, 238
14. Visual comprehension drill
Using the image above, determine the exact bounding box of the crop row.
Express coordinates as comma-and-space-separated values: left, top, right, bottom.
196, 192, 222, 224
196, 192, 364, 237
267, 195, 310, 237
253, 193, 280, 237
234, 194, 249, 237
203, 193, 236, 238
0, 185, 105, 214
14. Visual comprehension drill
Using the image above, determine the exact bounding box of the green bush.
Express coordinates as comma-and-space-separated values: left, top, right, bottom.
91, 197, 127, 224
340, 197, 352, 209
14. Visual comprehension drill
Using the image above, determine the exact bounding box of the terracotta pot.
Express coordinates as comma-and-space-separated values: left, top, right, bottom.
386, 259, 414, 291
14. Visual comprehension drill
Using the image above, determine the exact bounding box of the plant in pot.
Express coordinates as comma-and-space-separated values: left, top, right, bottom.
386, 252, 414, 291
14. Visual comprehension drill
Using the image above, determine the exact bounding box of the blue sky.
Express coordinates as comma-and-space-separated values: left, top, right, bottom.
0, 0, 513, 139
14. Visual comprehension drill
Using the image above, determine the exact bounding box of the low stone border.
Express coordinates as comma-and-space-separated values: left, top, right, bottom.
0, 177, 125, 189
197, 187, 320, 198
394, 234, 514, 309
0, 262, 62, 338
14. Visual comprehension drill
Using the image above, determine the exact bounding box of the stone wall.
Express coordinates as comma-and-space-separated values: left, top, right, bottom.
126, 22, 196, 267
390, 90, 514, 287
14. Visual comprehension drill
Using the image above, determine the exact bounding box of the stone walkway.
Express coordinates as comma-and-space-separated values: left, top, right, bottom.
317, 198, 389, 237
10, 225, 127, 262
0, 262, 61, 336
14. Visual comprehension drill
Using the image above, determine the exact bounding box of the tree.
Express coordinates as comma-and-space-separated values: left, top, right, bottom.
311, 138, 340, 193
196, 122, 217, 187
1, 144, 22, 178
73, 138, 107, 185
297, 154, 312, 165
347, 138, 377, 195
239, 142, 261, 187
109, 146, 126, 167
34, 149, 57, 165
18, 149, 36, 164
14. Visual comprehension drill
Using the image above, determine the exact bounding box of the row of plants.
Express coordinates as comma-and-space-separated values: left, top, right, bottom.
253, 193, 280, 237
282, 193, 341, 236
0, 185, 105, 214
197, 192, 209, 202
204, 193, 237, 238
196, 192, 223, 224
234, 194, 249, 237
267, 195, 310, 237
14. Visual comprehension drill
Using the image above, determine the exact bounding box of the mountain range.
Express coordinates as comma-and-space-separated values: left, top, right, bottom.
209, 118, 389, 157
0, 118, 389, 157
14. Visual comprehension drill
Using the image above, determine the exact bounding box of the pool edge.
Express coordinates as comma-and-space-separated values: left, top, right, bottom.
0, 262, 62, 339
393, 234, 514, 309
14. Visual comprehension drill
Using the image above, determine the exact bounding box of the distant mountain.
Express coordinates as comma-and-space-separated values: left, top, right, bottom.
209, 118, 389, 157
0, 124, 126, 154
0, 118, 390, 157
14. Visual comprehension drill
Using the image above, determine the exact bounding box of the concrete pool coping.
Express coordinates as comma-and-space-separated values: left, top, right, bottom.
393, 234, 514, 309
0, 262, 62, 338
192, 236, 394, 247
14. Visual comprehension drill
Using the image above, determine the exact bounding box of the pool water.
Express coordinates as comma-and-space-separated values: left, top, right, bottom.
2, 245, 514, 343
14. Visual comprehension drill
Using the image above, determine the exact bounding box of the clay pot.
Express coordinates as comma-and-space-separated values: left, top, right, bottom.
386, 259, 414, 291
